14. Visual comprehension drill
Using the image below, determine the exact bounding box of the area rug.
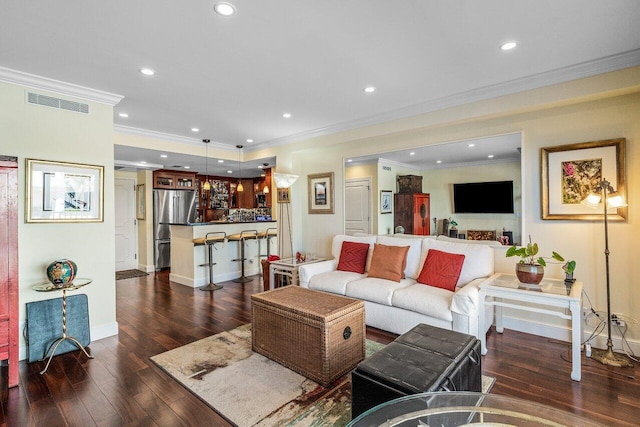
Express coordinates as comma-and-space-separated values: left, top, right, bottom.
151, 325, 495, 427
115, 269, 149, 280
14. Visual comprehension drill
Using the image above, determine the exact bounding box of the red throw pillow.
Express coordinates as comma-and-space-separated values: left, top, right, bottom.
337, 241, 370, 273
417, 249, 465, 292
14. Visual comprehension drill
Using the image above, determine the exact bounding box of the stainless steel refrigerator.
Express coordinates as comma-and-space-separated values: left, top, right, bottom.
153, 189, 197, 270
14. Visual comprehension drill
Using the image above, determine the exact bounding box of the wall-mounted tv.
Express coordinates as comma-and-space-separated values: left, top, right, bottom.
453, 180, 514, 214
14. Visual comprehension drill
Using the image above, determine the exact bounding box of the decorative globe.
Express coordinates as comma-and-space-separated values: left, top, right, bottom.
46, 259, 77, 287
395, 226, 405, 234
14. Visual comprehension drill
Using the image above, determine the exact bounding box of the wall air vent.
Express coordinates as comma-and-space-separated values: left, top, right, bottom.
26, 91, 89, 114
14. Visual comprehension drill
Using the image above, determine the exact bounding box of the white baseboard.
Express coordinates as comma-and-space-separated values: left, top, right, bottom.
501, 315, 640, 357
171, 268, 262, 288
19, 321, 119, 361
138, 263, 155, 273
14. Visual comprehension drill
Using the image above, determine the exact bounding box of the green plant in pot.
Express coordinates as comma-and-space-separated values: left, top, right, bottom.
505, 237, 565, 284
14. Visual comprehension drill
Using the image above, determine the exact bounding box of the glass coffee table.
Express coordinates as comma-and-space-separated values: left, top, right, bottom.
348, 392, 604, 426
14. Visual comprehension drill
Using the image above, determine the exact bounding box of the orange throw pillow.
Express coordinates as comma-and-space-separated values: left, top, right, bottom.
337, 241, 370, 273
417, 249, 465, 292
367, 244, 409, 282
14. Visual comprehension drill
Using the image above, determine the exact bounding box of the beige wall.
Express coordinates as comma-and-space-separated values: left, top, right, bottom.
137, 169, 154, 272
0, 81, 118, 358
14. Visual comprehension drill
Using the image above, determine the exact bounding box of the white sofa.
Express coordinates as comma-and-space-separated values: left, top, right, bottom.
298, 234, 495, 338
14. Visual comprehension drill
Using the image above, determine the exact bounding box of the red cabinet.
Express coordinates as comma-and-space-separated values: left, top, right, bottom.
0, 157, 19, 388
394, 193, 430, 235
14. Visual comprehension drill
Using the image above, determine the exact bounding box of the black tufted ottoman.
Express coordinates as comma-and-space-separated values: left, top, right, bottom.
351, 324, 481, 418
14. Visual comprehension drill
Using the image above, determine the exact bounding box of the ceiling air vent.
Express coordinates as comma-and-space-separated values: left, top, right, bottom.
26, 91, 89, 114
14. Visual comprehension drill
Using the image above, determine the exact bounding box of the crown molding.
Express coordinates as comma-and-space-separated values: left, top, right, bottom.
114, 125, 233, 151
0, 66, 123, 106
254, 49, 640, 149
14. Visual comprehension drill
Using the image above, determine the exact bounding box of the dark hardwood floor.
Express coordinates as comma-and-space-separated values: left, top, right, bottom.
3, 271, 639, 426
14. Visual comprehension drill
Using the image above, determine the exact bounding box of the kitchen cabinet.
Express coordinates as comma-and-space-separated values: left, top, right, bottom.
253, 168, 272, 208
394, 193, 430, 235
236, 179, 255, 208
153, 170, 195, 189
197, 175, 230, 222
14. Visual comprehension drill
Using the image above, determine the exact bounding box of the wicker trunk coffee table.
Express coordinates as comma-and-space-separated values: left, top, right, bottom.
251, 286, 365, 386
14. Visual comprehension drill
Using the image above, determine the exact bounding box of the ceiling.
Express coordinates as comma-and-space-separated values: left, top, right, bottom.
2, 1, 640, 171
347, 133, 522, 171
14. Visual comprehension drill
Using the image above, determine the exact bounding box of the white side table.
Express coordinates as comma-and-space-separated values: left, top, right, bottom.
268, 257, 326, 289
478, 273, 583, 381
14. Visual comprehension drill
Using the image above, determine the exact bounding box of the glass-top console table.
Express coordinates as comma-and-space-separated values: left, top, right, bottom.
32, 278, 94, 374
348, 391, 604, 426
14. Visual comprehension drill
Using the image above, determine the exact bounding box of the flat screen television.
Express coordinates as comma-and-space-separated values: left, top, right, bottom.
453, 180, 514, 214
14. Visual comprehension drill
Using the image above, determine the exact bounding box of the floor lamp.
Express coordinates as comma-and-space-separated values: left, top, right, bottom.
581, 178, 633, 368
273, 173, 299, 259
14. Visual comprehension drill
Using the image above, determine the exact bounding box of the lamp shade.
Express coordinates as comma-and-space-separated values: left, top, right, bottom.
273, 172, 299, 189
580, 193, 601, 209
607, 192, 627, 208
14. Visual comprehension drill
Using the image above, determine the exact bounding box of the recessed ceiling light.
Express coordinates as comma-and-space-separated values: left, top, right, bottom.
436, 160, 442, 164
140, 161, 147, 164
118, 113, 129, 118
488, 154, 494, 158
227, 170, 233, 174
282, 113, 292, 118
218, 159, 224, 163
160, 155, 168, 159
347, 159, 353, 163
246, 139, 253, 143
363, 86, 376, 93
139, 68, 155, 76
214, 2, 236, 16
500, 41, 518, 51
258, 165, 264, 169
468, 143, 475, 148
409, 152, 415, 156
191, 127, 199, 132
184, 166, 191, 169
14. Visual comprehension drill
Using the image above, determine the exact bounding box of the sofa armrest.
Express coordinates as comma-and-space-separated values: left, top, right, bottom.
450, 277, 485, 317
298, 259, 338, 288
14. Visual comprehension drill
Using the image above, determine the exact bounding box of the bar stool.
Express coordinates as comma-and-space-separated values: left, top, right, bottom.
192, 232, 226, 291
227, 230, 258, 283
257, 227, 278, 275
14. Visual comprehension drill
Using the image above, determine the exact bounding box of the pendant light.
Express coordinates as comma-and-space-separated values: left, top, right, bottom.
202, 139, 211, 190
236, 144, 244, 192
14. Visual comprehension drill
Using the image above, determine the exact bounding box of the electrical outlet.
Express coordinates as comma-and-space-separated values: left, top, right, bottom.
611, 313, 626, 327
582, 308, 589, 320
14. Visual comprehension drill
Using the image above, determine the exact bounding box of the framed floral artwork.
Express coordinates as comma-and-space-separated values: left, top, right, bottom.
541, 138, 626, 220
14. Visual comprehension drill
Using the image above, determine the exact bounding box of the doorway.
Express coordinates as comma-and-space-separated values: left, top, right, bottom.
114, 178, 138, 271
345, 178, 372, 235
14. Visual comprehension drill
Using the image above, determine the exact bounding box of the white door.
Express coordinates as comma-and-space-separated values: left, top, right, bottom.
345, 178, 371, 235
115, 178, 137, 271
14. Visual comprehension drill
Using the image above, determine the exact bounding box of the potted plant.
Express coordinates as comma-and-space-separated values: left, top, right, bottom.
563, 259, 577, 284
505, 237, 566, 284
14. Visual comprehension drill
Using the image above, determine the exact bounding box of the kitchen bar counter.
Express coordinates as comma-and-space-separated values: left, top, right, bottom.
169, 222, 277, 287
164, 220, 276, 227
